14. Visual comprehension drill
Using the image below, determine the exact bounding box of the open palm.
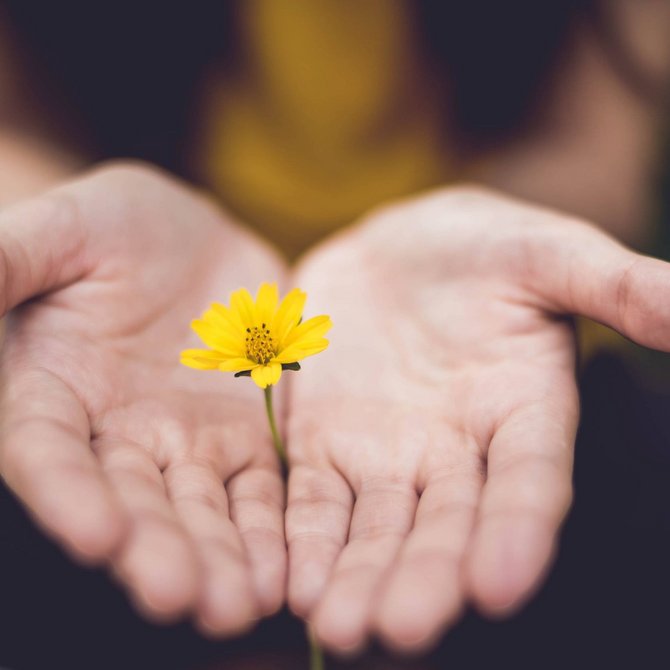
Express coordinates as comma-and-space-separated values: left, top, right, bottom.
286, 187, 670, 653
0, 164, 288, 634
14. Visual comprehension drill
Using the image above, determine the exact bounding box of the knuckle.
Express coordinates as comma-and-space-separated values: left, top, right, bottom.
285, 496, 351, 537
287, 527, 340, 545
239, 523, 285, 548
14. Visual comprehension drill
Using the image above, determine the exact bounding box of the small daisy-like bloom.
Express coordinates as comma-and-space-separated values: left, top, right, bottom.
181, 283, 331, 389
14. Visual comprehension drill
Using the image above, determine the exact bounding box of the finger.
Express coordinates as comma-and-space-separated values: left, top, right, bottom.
164, 459, 258, 636
528, 219, 670, 351
374, 466, 482, 653
0, 368, 126, 562
95, 441, 200, 622
311, 479, 418, 654
465, 394, 577, 616
227, 465, 287, 617
286, 465, 354, 619
0, 193, 87, 315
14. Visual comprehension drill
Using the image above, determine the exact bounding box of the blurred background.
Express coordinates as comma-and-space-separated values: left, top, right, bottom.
0, 1, 669, 668
1, 1, 669, 256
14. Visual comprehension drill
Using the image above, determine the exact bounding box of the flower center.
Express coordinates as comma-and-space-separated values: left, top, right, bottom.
245, 323, 276, 365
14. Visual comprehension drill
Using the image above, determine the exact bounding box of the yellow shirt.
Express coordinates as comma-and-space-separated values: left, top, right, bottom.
196, 0, 452, 260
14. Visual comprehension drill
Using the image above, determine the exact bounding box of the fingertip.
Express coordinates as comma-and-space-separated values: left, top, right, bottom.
374, 577, 463, 655
136, 568, 199, 622
195, 615, 258, 640
311, 593, 370, 657
196, 571, 259, 637
63, 505, 128, 565
288, 589, 314, 620
312, 616, 368, 659
466, 517, 557, 617
130, 571, 198, 624
376, 619, 443, 657
123, 546, 199, 625
242, 528, 287, 617
253, 560, 286, 617
288, 560, 328, 618
120, 531, 200, 622
40, 484, 128, 566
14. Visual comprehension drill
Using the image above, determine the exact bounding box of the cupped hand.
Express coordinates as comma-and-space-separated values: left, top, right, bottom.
285, 186, 670, 653
0, 163, 288, 634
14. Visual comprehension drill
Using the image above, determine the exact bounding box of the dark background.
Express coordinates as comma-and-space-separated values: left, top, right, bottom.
2, 0, 606, 171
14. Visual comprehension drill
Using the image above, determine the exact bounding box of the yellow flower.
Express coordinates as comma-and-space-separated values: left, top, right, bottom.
181, 283, 332, 388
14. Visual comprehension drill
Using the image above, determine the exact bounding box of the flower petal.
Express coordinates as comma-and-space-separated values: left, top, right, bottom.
273, 288, 307, 345
180, 349, 230, 370
255, 283, 279, 327
266, 361, 283, 385
274, 338, 329, 364
250, 362, 282, 388
191, 319, 246, 356
218, 357, 259, 372
230, 287, 257, 329
203, 303, 245, 336
282, 315, 332, 348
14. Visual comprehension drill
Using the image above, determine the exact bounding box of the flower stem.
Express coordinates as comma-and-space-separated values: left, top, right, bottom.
309, 626, 325, 670
263, 386, 287, 465
262, 386, 325, 670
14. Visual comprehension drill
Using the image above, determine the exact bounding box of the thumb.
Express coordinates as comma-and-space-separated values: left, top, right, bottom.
0, 192, 88, 315
527, 218, 670, 352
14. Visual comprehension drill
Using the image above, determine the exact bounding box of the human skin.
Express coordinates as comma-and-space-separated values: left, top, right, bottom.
0, 163, 289, 635
285, 187, 670, 653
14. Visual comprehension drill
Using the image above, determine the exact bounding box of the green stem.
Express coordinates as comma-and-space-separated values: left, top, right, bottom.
262, 386, 325, 670
263, 386, 286, 465
309, 626, 325, 670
